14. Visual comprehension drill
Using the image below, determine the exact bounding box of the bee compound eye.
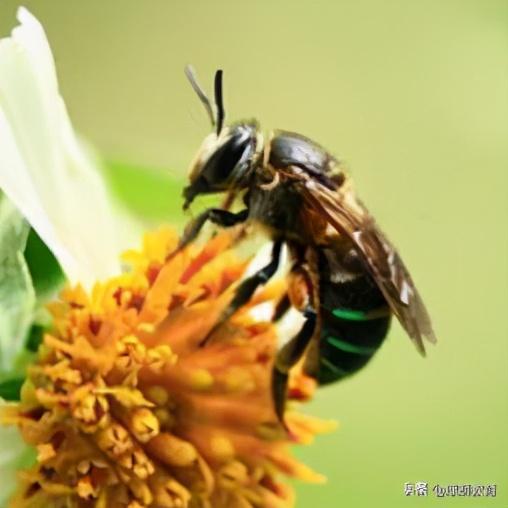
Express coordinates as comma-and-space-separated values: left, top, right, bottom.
202, 131, 252, 186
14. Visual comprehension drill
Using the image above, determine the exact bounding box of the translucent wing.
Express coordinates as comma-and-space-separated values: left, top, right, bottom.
297, 172, 436, 354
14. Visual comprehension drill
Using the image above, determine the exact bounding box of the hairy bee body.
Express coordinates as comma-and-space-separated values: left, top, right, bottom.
245, 131, 392, 384
181, 67, 435, 422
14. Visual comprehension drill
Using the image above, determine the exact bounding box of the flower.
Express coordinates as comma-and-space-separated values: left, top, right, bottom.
0, 8, 336, 507
1, 227, 333, 508
1, 9, 142, 503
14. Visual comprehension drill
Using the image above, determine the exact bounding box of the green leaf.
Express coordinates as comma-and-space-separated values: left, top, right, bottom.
24, 228, 64, 299
104, 162, 186, 222
0, 192, 36, 374
25, 323, 44, 353
0, 377, 23, 401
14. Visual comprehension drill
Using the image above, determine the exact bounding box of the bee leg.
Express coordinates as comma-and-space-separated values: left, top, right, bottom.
272, 293, 291, 322
179, 208, 249, 248
273, 305, 317, 424
200, 240, 283, 345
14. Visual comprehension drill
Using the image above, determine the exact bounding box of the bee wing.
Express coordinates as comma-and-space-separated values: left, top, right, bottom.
299, 174, 436, 354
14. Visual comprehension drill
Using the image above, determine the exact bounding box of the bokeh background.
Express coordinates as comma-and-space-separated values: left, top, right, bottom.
1, 1, 507, 506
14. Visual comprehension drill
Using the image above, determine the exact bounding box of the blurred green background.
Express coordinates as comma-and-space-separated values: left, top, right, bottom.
1, 1, 507, 506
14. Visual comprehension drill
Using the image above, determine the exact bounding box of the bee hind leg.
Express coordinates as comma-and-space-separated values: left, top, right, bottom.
273, 304, 317, 425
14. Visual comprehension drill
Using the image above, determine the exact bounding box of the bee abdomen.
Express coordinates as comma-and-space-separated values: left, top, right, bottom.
318, 309, 391, 385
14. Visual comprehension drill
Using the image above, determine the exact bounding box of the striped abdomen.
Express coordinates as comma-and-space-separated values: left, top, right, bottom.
316, 249, 391, 385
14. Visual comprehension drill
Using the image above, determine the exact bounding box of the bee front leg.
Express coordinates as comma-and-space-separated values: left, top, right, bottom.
200, 240, 283, 345
180, 208, 249, 248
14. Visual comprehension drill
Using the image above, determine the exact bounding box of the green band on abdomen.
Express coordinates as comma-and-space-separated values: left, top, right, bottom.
320, 356, 349, 376
332, 307, 389, 321
327, 335, 377, 356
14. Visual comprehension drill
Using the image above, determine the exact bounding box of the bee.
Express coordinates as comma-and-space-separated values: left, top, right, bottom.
181, 66, 436, 422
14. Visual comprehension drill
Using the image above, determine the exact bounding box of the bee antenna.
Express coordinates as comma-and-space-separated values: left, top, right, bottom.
214, 69, 225, 136
184, 65, 215, 128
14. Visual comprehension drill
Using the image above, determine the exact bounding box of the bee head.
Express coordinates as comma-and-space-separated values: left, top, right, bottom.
183, 67, 261, 209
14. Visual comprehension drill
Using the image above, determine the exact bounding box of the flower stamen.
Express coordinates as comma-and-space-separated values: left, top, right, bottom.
2, 228, 333, 507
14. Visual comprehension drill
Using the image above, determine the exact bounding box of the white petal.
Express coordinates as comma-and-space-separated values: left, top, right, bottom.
0, 8, 122, 287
